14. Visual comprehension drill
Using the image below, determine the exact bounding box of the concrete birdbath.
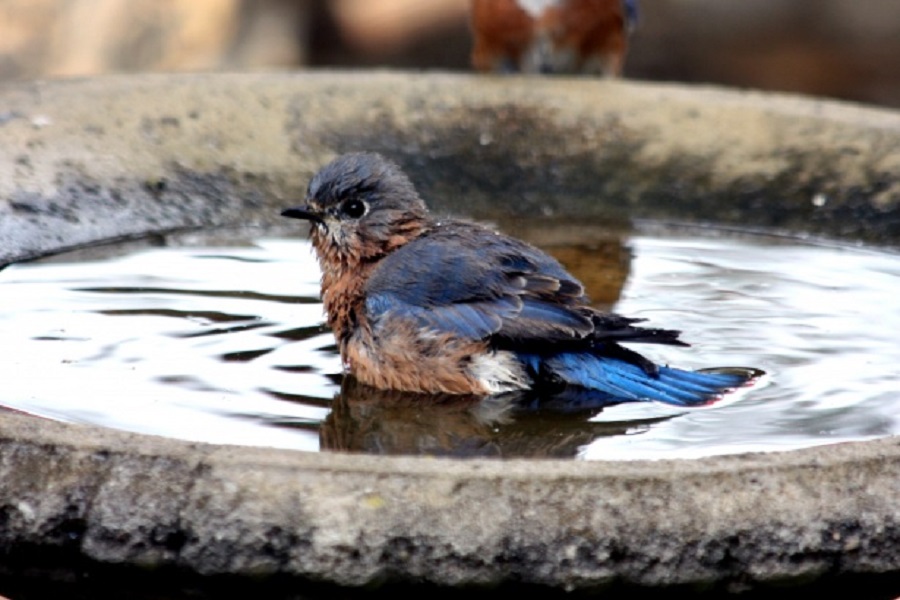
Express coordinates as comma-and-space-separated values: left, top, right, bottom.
1, 71, 899, 598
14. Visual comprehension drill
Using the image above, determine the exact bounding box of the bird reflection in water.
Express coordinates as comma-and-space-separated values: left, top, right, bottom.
319, 376, 676, 459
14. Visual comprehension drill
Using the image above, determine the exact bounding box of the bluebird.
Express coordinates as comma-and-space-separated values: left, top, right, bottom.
282, 152, 760, 407
470, 0, 638, 75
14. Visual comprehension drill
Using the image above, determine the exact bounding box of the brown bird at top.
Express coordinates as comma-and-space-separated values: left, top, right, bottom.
470, 0, 637, 76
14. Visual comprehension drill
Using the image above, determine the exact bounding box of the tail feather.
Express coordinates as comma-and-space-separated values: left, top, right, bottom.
538, 352, 759, 407
587, 366, 698, 405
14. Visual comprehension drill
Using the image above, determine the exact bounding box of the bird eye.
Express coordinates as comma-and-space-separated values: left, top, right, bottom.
340, 199, 367, 219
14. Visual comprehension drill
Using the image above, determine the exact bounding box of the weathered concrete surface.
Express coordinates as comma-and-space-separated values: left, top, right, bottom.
2, 71, 900, 267
2, 409, 900, 596
1, 72, 900, 596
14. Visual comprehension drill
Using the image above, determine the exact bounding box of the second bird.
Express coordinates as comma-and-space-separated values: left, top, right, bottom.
282, 152, 760, 407
470, 0, 638, 75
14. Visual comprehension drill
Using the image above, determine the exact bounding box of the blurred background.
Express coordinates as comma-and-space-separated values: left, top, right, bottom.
0, 0, 898, 108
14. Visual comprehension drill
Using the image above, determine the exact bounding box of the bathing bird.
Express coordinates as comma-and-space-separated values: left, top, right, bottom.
469, 0, 638, 75
281, 152, 758, 406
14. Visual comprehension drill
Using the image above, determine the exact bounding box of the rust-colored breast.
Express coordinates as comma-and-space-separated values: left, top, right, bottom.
345, 320, 493, 395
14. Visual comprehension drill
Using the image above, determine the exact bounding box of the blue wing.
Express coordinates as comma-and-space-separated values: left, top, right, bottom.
365, 222, 685, 351
364, 222, 594, 342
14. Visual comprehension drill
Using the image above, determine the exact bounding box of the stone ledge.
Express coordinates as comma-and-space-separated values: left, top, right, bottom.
2, 409, 900, 592
2, 71, 899, 266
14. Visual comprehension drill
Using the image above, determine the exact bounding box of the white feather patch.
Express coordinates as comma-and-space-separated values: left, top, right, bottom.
469, 351, 532, 394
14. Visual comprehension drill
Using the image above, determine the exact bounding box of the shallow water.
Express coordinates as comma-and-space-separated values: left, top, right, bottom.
2, 224, 898, 460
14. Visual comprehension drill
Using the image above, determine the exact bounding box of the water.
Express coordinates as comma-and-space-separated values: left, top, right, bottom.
2, 224, 899, 460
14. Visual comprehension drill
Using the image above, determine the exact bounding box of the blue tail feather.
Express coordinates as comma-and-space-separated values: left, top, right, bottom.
528, 352, 756, 407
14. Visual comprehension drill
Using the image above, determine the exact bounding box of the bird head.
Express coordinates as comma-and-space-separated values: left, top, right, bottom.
282, 153, 431, 264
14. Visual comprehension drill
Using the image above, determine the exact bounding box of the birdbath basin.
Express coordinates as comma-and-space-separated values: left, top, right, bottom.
1, 72, 900, 598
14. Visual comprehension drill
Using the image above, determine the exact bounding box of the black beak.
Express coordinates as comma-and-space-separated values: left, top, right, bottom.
281, 205, 324, 225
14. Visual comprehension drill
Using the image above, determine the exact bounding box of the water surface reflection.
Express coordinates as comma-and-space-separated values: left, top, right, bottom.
2, 224, 898, 460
